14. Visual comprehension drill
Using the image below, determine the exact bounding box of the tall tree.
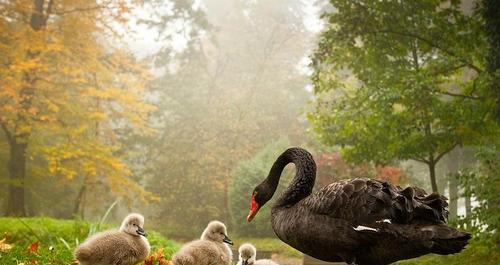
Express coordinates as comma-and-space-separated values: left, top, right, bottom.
0, 0, 155, 216
481, 0, 500, 119
143, 0, 314, 236
309, 0, 490, 193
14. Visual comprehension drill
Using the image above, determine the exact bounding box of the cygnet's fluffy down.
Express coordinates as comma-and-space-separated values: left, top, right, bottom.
172, 220, 233, 265
74, 213, 150, 265
237, 243, 279, 265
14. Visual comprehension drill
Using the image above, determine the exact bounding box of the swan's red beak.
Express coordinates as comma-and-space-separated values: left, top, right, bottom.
246, 194, 260, 222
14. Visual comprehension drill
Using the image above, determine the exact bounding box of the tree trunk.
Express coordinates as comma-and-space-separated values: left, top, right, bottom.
4, 0, 50, 216
447, 150, 460, 220
448, 173, 458, 219
6, 141, 27, 216
483, 0, 500, 119
428, 159, 438, 193
73, 183, 87, 218
465, 195, 472, 217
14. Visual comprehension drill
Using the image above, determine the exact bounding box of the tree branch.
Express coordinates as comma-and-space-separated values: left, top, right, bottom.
435, 144, 458, 162
53, 6, 103, 15
46, 0, 54, 17
413, 157, 429, 164
52, 0, 116, 16
436, 90, 484, 100
429, 63, 467, 76
0, 118, 14, 145
365, 29, 484, 74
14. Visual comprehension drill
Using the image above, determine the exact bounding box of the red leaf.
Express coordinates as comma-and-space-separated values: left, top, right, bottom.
28, 241, 39, 253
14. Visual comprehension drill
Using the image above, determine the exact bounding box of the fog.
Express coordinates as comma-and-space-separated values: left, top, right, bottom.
1, 2, 497, 264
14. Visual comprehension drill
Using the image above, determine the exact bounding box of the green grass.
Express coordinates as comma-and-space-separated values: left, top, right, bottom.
233, 236, 499, 264
396, 238, 499, 265
0, 217, 179, 265
232, 236, 302, 258
1, 217, 496, 265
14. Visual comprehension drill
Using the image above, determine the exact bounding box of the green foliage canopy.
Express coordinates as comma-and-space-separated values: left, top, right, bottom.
309, 0, 493, 192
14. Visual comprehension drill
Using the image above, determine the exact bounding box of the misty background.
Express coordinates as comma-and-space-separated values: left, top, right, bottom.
0, 3, 497, 263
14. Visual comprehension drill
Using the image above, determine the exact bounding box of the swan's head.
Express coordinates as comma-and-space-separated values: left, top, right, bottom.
247, 181, 274, 222
238, 243, 256, 265
120, 213, 147, 237
201, 221, 233, 245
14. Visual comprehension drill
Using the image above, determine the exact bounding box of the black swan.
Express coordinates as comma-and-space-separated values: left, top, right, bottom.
246, 147, 470, 265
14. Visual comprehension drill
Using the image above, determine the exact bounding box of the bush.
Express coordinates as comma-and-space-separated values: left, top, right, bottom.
228, 138, 294, 237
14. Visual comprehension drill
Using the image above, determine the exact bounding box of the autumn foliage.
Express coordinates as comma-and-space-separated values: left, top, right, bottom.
143, 248, 172, 265
0, 0, 156, 216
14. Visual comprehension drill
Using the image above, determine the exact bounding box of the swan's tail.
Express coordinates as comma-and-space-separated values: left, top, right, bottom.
424, 225, 471, 254
412, 188, 449, 223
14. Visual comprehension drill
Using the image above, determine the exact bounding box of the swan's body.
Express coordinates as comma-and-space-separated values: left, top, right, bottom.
74, 213, 150, 265
237, 243, 279, 265
172, 221, 233, 265
247, 147, 470, 265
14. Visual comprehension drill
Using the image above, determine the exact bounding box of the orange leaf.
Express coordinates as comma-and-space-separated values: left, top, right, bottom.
143, 255, 154, 265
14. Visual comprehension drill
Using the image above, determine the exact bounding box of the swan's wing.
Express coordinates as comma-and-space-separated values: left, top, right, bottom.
303, 178, 394, 224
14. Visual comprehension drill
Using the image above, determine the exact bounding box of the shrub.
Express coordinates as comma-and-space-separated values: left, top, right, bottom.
228, 138, 294, 237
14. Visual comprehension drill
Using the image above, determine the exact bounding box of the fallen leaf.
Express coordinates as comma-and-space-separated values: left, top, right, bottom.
0, 237, 13, 252
143, 255, 154, 265
28, 241, 39, 253
143, 248, 171, 265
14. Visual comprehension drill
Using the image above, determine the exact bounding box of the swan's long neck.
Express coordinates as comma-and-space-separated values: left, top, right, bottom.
268, 147, 316, 208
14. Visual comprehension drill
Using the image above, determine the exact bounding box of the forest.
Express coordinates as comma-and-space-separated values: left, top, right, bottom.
0, 0, 498, 265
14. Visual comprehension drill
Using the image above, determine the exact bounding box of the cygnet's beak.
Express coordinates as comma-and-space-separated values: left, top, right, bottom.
222, 234, 233, 245
242, 259, 249, 265
137, 226, 148, 237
